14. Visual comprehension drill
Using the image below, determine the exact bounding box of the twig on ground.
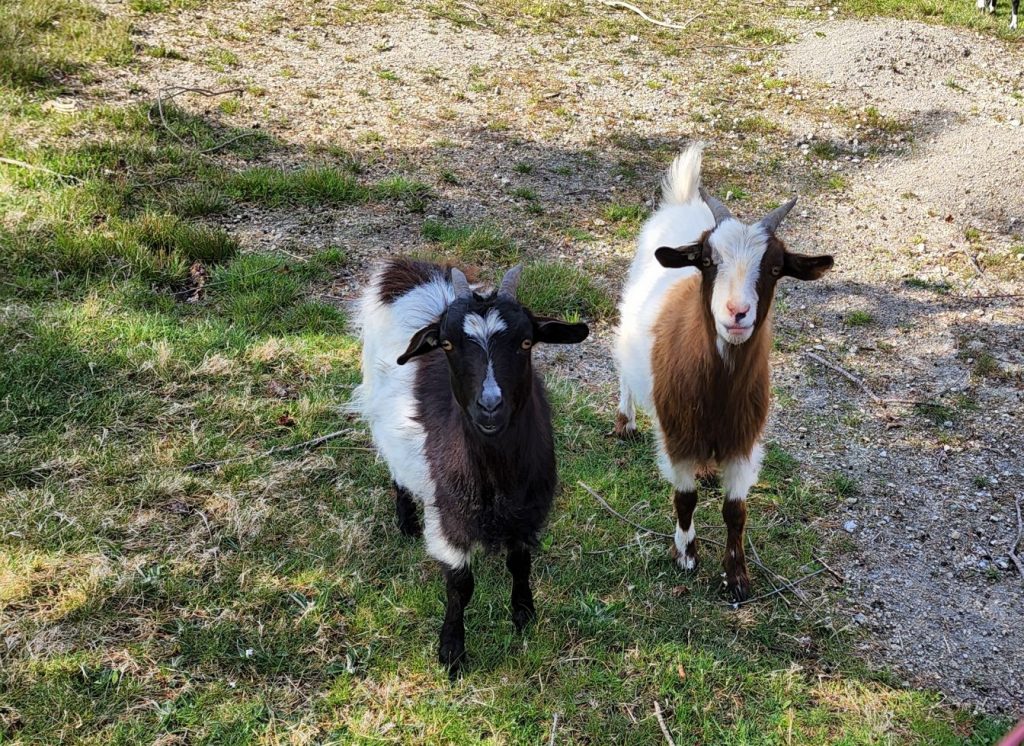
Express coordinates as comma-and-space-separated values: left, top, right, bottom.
0, 157, 82, 183
150, 87, 258, 155
548, 713, 560, 746
747, 535, 792, 607
185, 429, 363, 472
653, 701, 676, 746
814, 555, 846, 583
1009, 494, 1024, 580
802, 350, 883, 404
599, 0, 702, 29
578, 481, 672, 538
728, 567, 828, 607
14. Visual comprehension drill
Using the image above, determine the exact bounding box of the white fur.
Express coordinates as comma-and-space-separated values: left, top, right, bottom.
977, 0, 985, 8
706, 220, 769, 345
721, 443, 764, 501
482, 360, 501, 402
674, 523, 697, 571
463, 309, 506, 347
1012, 11, 1018, 28
350, 270, 469, 568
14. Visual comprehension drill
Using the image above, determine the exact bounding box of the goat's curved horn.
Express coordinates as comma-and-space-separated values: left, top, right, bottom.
450, 267, 472, 299
759, 197, 797, 234
498, 264, 523, 299
699, 186, 733, 225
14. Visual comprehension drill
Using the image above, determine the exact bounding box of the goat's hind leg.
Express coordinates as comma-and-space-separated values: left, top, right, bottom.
1011, 0, 1018, 28
506, 545, 536, 632
394, 481, 422, 537
614, 378, 639, 440
720, 444, 764, 603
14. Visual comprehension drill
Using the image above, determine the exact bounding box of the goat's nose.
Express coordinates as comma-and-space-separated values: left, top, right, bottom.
478, 391, 503, 413
727, 301, 750, 322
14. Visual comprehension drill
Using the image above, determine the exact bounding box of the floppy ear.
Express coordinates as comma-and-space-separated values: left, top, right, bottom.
654, 245, 702, 269
533, 317, 589, 345
396, 323, 441, 365
782, 253, 834, 281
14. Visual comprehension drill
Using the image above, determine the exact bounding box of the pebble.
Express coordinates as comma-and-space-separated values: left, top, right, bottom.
844, 520, 858, 533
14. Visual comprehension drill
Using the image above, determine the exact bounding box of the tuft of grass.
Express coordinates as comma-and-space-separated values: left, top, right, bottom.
224, 167, 370, 207
972, 351, 1006, 380
828, 473, 860, 498
421, 219, 519, 263
845, 310, 874, 327
517, 262, 614, 321
373, 175, 433, 212
602, 202, 648, 239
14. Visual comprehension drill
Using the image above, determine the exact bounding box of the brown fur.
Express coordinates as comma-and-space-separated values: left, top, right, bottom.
722, 499, 750, 600
377, 257, 480, 304
650, 274, 772, 467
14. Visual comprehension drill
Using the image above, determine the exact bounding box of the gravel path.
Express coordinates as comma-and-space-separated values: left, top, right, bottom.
91, 0, 1024, 713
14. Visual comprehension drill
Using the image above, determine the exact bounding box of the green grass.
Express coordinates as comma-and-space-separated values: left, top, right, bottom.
0, 1, 1014, 743
845, 310, 875, 327
843, 0, 1022, 36
517, 262, 615, 321
421, 219, 520, 263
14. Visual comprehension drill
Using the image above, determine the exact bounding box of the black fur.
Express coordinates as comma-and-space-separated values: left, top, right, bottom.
379, 259, 588, 676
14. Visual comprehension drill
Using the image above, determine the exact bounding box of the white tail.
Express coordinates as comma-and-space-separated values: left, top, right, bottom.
661, 142, 704, 206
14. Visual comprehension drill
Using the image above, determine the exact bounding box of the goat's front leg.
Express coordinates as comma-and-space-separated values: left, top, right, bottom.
720, 444, 764, 603
438, 563, 474, 676
506, 545, 536, 632
658, 445, 699, 571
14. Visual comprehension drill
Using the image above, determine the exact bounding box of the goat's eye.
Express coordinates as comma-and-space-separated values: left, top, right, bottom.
771, 266, 782, 277
521, 339, 533, 350
702, 257, 712, 268
441, 340, 453, 351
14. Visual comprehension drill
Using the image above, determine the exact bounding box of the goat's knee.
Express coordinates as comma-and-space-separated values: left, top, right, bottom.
506, 547, 535, 631
394, 482, 422, 537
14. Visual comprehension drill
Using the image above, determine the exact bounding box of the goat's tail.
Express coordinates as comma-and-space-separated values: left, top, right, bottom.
660, 142, 704, 206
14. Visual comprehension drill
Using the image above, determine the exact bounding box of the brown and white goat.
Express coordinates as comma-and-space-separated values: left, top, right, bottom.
612, 144, 833, 602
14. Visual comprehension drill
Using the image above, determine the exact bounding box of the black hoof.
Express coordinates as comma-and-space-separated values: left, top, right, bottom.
512, 603, 536, 633
726, 577, 751, 604
438, 638, 466, 678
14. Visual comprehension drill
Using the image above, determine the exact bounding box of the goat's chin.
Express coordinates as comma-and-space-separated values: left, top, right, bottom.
716, 324, 753, 346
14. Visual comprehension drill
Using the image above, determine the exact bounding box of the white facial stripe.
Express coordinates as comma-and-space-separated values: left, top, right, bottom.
463, 308, 507, 348
708, 220, 768, 342
482, 360, 501, 401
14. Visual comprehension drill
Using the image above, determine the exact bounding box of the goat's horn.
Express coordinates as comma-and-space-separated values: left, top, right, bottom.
498, 264, 523, 299
759, 197, 798, 234
699, 186, 733, 225
450, 267, 472, 299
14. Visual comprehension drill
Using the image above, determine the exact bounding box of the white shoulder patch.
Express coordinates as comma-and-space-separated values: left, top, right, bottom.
463, 308, 507, 347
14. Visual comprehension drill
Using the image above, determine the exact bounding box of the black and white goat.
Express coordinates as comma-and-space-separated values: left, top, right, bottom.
613, 144, 833, 602
353, 258, 589, 673
978, 0, 1019, 28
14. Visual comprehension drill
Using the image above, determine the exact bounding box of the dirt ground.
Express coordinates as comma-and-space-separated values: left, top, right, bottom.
92, 0, 1023, 713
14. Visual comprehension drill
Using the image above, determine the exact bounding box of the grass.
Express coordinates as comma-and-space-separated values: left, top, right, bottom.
517, 262, 615, 321
0, 1, 1015, 743
420, 219, 520, 263
845, 310, 875, 327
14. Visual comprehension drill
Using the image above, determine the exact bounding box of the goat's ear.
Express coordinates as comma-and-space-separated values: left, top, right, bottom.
397, 323, 441, 365
655, 245, 702, 269
533, 317, 589, 345
782, 252, 834, 281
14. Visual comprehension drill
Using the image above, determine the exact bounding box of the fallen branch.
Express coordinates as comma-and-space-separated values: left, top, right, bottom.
0, 156, 82, 184
748, 535, 793, 607
653, 701, 676, 746
1010, 493, 1024, 581
802, 350, 883, 404
729, 567, 828, 607
185, 429, 362, 472
599, 0, 701, 29
548, 712, 560, 746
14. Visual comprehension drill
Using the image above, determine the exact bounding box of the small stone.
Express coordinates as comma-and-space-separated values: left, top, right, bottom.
844, 520, 858, 533
853, 613, 868, 625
